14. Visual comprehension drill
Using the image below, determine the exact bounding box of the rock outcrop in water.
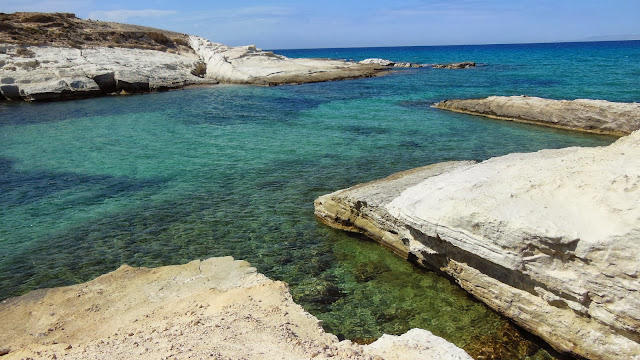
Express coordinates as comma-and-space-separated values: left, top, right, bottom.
358, 58, 422, 68
357, 58, 477, 69
0, 256, 472, 360
0, 12, 385, 101
315, 130, 640, 360
431, 61, 476, 69
434, 95, 640, 135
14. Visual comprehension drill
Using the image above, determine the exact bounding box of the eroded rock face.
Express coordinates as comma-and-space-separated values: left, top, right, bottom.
0, 44, 209, 101
433, 95, 640, 135
315, 131, 640, 360
189, 36, 384, 85
0, 256, 472, 360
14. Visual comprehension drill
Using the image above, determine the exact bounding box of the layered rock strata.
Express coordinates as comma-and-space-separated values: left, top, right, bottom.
0, 44, 208, 101
434, 95, 640, 135
315, 131, 640, 360
0, 256, 472, 360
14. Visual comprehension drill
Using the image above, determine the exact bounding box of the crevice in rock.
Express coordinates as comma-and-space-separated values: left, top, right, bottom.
92, 72, 116, 94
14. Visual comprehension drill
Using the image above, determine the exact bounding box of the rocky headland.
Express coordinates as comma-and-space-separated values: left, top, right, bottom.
434, 95, 640, 136
0, 12, 385, 101
315, 99, 640, 359
0, 256, 472, 360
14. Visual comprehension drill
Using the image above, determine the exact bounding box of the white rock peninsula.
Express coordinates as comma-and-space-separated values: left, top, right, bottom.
0, 256, 472, 360
0, 12, 384, 102
315, 129, 640, 360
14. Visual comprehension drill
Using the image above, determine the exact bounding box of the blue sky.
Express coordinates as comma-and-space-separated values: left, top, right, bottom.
2, 0, 640, 49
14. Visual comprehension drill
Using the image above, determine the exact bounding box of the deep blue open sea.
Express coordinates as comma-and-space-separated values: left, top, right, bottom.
1, 41, 639, 359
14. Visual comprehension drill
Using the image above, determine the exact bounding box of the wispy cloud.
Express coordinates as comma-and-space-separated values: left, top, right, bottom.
87, 9, 178, 23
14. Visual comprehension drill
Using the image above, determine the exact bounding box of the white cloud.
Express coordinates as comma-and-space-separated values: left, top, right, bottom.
87, 9, 178, 23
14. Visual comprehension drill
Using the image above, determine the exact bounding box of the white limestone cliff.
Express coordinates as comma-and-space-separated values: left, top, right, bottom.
0, 44, 207, 101
315, 130, 640, 360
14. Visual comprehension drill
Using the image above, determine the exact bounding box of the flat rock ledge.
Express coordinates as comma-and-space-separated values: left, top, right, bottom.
434, 95, 640, 136
0, 256, 472, 360
315, 130, 640, 360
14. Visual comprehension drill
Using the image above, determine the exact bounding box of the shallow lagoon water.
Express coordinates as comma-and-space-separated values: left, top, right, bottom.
2, 41, 637, 359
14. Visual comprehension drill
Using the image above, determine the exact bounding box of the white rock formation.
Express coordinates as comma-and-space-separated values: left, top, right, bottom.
359, 58, 396, 66
188, 36, 382, 85
0, 44, 208, 101
365, 328, 473, 360
358, 58, 423, 68
434, 95, 640, 135
315, 131, 640, 360
0, 37, 385, 101
0, 256, 471, 360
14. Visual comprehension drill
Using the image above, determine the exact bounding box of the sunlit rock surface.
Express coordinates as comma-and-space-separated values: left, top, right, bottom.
316, 131, 640, 360
189, 36, 383, 85
0, 12, 386, 102
0, 44, 207, 101
434, 95, 640, 135
0, 257, 472, 360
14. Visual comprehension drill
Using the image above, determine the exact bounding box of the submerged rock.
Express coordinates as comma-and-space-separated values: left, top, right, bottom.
0, 256, 472, 360
315, 131, 640, 360
431, 61, 476, 69
434, 95, 640, 135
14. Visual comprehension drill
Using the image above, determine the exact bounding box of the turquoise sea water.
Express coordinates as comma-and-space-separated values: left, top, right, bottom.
1, 41, 638, 359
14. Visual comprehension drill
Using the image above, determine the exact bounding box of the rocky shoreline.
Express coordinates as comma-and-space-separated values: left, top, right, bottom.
316, 114, 640, 359
0, 13, 386, 102
434, 96, 640, 136
0, 257, 472, 360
